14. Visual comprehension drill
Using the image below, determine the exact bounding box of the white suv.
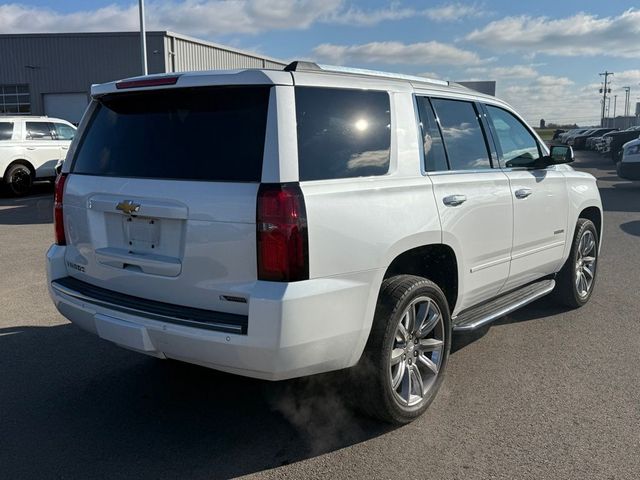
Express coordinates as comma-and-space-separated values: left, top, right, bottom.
47, 63, 602, 424
0, 116, 76, 196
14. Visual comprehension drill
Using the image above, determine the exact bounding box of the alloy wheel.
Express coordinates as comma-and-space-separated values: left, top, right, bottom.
575, 230, 597, 298
389, 296, 445, 407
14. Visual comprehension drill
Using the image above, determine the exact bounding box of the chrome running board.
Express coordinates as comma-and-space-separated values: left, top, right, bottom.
452, 279, 555, 332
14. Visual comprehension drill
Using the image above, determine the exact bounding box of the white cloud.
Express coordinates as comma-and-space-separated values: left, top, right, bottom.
0, 1, 342, 35
465, 8, 640, 58
0, 0, 490, 36
0, 1, 489, 35
465, 65, 538, 79
499, 76, 601, 126
313, 40, 483, 66
424, 3, 486, 22
327, 4, 415, 26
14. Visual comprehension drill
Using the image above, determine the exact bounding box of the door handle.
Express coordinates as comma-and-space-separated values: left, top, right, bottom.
26, 147, 36, 150
61, 146, 69, 150
515, 188, 533, 199
443, 194, 467, 206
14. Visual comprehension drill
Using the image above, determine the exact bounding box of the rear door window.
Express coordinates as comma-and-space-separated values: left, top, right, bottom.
430, 99, 491, 170
71, 86, 271, 182
295, 87, 391, 181
416, 97, 448, 172
26, 122, 54, 140
0, 122, 12, 140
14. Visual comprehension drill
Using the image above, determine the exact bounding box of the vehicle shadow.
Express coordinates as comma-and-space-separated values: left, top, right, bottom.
0, 323, 391, 479
0, 183, 53, 225
620, 220, 640, 237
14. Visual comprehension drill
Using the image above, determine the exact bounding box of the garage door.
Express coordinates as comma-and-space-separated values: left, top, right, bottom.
43, 93, 89, 124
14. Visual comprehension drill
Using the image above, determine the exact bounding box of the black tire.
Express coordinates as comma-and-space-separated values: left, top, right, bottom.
553, 219, 599, 308
353, 275, 451, 424
4, 163, 33, 197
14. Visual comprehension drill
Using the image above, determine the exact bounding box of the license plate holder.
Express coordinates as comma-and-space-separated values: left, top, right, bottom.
124, 216, 160, 250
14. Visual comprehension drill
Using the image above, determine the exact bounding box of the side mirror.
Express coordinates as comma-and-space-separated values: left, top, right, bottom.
548, 145, 574, 165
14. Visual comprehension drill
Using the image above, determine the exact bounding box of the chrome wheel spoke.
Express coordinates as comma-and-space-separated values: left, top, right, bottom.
582, 256, 595, 263
417, 338, 444, 353
417, 305, 440, 338
410, 365, 425, 397
418, 353, 439, 375
582, 265, 594, 279
400, 365, 412, 403
390, 348, 404, 366
391, 360, 405, 390
397, 323, 409, 343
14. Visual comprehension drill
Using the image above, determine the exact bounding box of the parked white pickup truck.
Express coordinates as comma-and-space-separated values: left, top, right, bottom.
47, 63, 603, 424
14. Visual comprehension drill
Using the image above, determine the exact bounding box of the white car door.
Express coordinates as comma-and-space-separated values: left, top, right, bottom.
482, 104, 569, 292
419, 96, 513, 311
24, 121, 59, 178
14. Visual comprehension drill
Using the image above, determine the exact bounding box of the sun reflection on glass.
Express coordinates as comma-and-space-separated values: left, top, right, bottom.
354, 118, 369, 132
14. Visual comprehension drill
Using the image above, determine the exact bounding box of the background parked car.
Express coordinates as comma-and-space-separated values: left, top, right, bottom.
0, 116, 76, 196
605, 126, 640, 162
616, 137, 640, 180
571, 128, 616, 150
561, 128, 590, 144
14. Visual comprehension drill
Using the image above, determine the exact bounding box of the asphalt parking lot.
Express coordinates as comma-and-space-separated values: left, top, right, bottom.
1, 151, 639, 479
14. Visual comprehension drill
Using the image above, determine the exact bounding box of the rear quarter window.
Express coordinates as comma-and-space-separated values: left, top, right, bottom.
295, 87, 391, 181
0, 122, 12, 140
71, 86, 271, 182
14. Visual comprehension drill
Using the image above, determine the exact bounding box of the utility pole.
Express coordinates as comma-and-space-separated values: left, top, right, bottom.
139, 0, 148, 75
613, 95, 617, 117
599, 71, 613, 127
623, 86, 631, 117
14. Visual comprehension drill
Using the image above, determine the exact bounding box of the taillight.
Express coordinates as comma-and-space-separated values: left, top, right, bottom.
257, 183, 309, 282
54, 173, 67, 245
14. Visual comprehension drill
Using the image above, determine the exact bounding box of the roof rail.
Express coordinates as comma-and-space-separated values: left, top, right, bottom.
283, 60, 449, 86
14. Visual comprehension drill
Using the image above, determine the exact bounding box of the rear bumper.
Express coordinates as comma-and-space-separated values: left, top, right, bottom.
47, 245, 381, 380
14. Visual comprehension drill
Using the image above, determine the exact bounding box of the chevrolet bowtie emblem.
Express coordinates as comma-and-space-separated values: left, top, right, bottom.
116, 200, 141, 215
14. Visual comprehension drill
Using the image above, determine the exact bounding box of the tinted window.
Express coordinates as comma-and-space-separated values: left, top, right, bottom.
72, 86, 270, 181
430, 99, 490, 170
485, 105, 540, 168
296, 87, 391, 181
416, 97, 448, 171
26, 122, 54, 140
54, 123, 76, 140
0, 122, 13, 140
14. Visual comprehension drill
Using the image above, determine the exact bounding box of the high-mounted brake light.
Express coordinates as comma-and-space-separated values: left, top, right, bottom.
257, 184, 309, 282
54, 173, 68, 245
115, 76, 180, 89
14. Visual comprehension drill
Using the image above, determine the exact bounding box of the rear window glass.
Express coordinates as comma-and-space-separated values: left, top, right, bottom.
71, 86, 271, 182
0, 122, 12, 140
295, 87, 391, 181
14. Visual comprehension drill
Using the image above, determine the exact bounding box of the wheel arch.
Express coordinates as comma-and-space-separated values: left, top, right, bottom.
382, 243, 459, 314
578, 206, 602, 244
3, 159, 36, 180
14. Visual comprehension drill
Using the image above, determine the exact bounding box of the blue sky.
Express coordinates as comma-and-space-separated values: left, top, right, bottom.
2, 1, 640, 125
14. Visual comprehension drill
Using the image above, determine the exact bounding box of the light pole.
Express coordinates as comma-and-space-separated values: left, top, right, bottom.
139, 0, 148, 75
613, 95, 617, 117
599, 71, 613, 127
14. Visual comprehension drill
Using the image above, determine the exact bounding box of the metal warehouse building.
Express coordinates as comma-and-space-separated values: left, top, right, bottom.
0, 31, 285, 123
